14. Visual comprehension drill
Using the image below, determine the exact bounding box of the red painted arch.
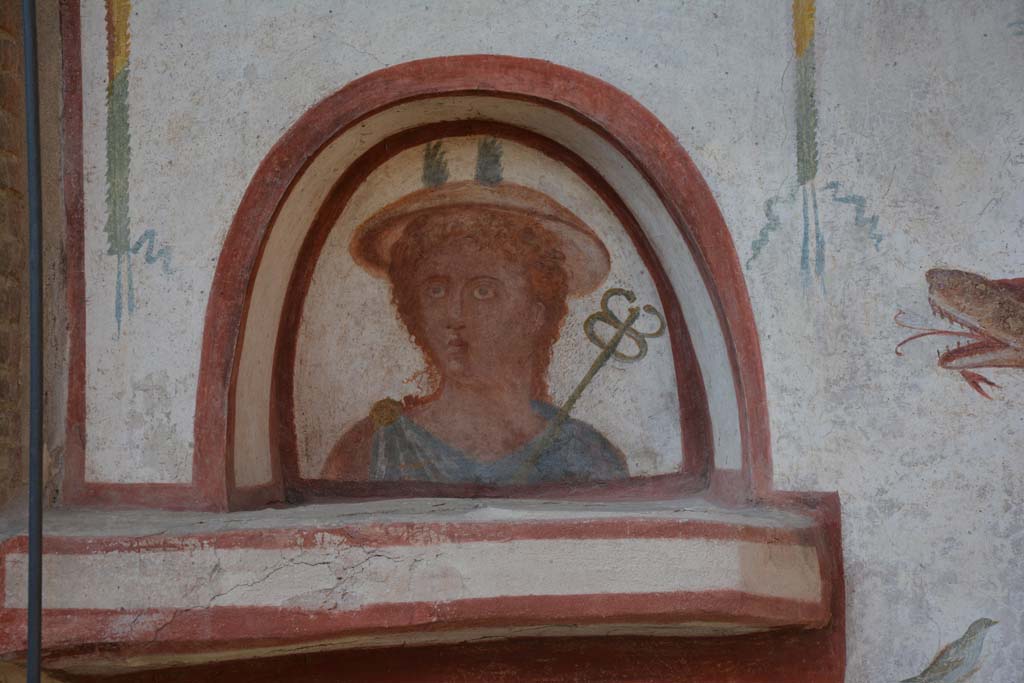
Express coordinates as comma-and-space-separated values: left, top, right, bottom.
186, 55, 772, 511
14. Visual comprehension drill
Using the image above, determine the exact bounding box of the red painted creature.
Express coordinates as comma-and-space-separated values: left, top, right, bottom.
897, 269, 1024, 398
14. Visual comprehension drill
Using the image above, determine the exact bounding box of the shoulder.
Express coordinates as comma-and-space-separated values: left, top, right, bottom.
563, 416, 628, 469
534, 403, 629, 479
321, 399, 404, 480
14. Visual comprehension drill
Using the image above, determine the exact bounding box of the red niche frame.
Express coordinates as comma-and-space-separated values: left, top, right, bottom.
62, 48, 772, 511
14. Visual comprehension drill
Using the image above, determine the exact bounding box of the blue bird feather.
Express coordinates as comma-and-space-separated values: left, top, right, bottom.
899, 618, 996, 683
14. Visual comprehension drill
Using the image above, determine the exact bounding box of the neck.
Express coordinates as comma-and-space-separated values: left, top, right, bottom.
440, 375, 535, 412
411, 368, 548, 459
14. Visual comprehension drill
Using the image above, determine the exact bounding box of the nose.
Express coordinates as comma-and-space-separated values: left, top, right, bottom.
926, 268, 977, 294
925, 269, 953, 289
446, 289, 465, 328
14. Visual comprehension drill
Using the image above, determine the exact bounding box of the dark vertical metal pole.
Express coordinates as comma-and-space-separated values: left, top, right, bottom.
20, 0, 43, 680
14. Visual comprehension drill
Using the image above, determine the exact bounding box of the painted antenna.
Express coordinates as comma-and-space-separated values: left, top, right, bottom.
475, 137, 503, 186
422, 141, 449, 187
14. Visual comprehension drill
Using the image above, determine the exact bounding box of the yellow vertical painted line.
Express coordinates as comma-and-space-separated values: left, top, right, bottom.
106, 0, 131, 81
793, 0, 815, 58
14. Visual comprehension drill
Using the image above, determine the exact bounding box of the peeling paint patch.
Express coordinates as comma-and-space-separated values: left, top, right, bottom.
124, 371, 192, 479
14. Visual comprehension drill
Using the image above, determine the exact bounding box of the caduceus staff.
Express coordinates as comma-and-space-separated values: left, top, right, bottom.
516, 287, 666, 481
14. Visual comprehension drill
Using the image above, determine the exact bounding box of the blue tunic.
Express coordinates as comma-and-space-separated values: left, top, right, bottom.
369, 402, 628, 485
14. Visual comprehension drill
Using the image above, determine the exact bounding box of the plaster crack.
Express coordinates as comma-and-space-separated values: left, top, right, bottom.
313, 548, 403, 611
336, 39, 386, 66
207, 555, 334, 606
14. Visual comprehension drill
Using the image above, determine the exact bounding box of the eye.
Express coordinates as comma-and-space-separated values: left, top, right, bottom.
472, 284, 496, 300
425, 283, 446, 299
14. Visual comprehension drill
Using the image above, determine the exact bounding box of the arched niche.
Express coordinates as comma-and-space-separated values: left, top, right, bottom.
194, 56, 771, 510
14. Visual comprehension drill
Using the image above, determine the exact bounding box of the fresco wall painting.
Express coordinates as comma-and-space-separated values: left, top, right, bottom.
292, 134, 689, 498
102, 0, 172, 336
747, 0, 883, 286
20, 0, 1018, 679
897, 270, 1024, 399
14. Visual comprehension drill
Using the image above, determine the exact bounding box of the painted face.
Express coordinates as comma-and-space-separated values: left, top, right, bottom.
410, 237, 544, 387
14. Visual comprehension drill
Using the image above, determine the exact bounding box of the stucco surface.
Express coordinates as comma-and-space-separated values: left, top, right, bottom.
1, 496, 819, 540
4, 538, 821, 610
759, 3, 1024, 680
0, 497, 829, 674
71, 1, 1024, 681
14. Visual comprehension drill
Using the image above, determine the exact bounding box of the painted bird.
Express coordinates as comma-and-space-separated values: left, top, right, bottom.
899, 618, 997, 683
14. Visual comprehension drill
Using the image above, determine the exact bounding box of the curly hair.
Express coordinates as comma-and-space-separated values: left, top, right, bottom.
388, 207, 570, 400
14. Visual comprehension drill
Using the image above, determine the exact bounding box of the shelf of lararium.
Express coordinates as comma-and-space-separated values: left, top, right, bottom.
0, 495, 835, 676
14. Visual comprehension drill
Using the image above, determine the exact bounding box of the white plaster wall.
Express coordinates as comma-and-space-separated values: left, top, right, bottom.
750, 2, 1024, 680
74, 1, 1023, 680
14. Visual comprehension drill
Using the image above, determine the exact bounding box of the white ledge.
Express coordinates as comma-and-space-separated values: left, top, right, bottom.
0, 496, 835, 675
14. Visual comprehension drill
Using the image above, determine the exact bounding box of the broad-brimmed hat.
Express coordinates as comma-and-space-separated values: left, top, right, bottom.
350, 179, 612, 297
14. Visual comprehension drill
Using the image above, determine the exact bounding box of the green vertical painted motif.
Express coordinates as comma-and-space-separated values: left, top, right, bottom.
421, 141, 449, 187
104, 0, 173, 335
105, 0, 133, 334
793, 0, 823, 286
475, 137, 504, 186
104, 68, 131, 258
793, 0, 818, 186
794, 51, 818, 186
747, 2, 881, 274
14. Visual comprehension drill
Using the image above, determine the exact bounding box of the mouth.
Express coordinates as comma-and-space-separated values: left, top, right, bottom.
446, 336, 469, 351
895, 303, 1006, 398
894, 303, 985, 357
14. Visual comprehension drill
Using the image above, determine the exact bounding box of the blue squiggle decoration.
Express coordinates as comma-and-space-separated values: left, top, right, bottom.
823, 180, 882, 249
747, 188, 797, 268
130, 228, 173, 275
112, 228, 173, 336
812, 185, 825, 281
800, 185, 811, 278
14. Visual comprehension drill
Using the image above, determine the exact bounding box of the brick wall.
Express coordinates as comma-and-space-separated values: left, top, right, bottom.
0, 4, 27, 507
